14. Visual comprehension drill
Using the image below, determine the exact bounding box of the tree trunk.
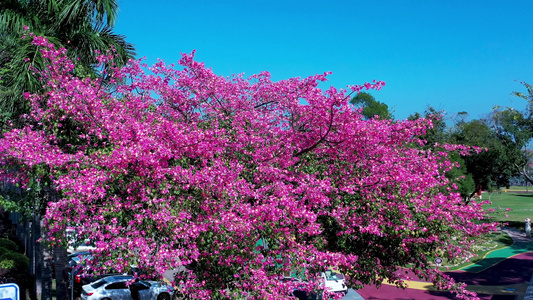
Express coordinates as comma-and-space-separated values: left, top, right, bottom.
32, 212, 42, 299
516, 163, 533, 186
35, 214, 53, 300
42, 248, 53, 300
53, 245, 69, 300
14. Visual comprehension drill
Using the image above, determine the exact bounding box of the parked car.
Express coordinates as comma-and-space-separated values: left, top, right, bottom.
68, 251, 93, 262
81, 275, 173, 300
280, 276, 313, 300
68, 255, 151, 298
68, 239, 96, 254
281, 269, 348, 299
321, 270, 348, 296
70, 268, 124, 298
66, 227, 96, 255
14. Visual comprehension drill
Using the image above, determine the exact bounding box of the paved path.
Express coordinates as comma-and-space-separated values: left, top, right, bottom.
501, 226, 533, 244
358, 227, 533, 300
458, 227, 533, 274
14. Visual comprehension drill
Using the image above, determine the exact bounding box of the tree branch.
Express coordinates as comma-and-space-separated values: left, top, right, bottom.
294, 105, 335, 157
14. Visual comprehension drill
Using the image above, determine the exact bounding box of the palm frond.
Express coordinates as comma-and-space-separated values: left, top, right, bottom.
66, 23, 135, 68
97, 24, 136, 65
57, 0, 118, 28
0, 7, 30, 33
92, 0, 118, 26
0, 0, 136, 129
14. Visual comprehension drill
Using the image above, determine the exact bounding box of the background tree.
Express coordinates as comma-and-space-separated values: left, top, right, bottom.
450, 118, 512, 200
448, 82, 533, 200
512, 81, 533, 122
408, 107, 447, 148
350, 91, 393, 120
486, 107, 533, 185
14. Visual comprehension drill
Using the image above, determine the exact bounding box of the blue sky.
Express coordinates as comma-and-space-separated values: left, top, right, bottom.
114, 0, 533, 121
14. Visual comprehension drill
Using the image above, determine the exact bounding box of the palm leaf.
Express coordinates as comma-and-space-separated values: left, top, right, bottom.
0, 0, 136, 129
57, 0, 118, 28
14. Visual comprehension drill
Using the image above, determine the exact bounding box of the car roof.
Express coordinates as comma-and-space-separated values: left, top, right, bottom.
105, 275, 133, 281
101, 275, 134, 283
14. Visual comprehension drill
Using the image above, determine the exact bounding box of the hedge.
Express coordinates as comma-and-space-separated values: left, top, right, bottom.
0, 239, 18, 252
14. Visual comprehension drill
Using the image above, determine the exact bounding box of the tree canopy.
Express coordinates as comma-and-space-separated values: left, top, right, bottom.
0, 35, 495, 299
350, 91, 393, 120
450, 83, 533, 191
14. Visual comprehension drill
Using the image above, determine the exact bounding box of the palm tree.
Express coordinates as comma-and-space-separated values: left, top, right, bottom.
0, 0, 135, 128
0, 2, 135, 299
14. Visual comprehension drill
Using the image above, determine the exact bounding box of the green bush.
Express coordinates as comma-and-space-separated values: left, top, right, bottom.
0, 238, 18, 252
0, 251, 29, 274
0, 250, 32, 300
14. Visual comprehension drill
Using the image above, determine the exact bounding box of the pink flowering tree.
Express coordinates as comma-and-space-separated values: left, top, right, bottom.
0, 35, 496, 299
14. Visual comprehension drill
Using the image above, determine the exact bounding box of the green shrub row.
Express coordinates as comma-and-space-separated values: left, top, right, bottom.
0, 238, 28, 279
0, 238, 18, 252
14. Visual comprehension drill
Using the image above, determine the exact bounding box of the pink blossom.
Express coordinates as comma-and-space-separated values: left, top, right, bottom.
0, 34, 496, 300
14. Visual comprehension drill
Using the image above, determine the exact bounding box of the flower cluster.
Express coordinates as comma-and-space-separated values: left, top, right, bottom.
0, 35, 495, 299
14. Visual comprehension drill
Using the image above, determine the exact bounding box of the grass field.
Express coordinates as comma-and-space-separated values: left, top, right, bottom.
482, 188, 533, 228
501, 185, 533, 192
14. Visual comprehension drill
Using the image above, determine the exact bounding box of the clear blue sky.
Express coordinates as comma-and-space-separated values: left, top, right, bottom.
114, 0, 533, 121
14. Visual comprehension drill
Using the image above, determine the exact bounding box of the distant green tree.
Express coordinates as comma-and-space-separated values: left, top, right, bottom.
450, 119, 513, 196
512, 81, 533, 120
450, 87, 533, 199
351, 92, 393, 120
408, 107, 447, 148
486, 108, 533, 185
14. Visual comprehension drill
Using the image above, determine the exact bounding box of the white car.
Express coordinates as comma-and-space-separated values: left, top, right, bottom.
66, 228, 96, 254
321, 270, 348, 295
81, 275, 174, 300
67, 239, 97, 255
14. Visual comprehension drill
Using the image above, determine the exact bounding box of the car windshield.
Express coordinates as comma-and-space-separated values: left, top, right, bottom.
325, 271, 344, 281
71, 253, 93, 263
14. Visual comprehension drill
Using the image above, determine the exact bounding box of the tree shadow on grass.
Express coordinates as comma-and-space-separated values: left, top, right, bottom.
512, 194, 533, 198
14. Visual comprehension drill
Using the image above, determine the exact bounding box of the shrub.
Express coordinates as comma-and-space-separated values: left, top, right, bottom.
0, 238, 18, 252
0, 251, 29, 274
0, 250, 32, 300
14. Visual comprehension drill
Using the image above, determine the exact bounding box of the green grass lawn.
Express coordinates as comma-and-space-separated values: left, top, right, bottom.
501, 185, 533, 192
482, 188, 533, 229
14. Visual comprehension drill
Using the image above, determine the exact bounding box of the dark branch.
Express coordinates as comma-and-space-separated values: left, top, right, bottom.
294, 105, 335, 157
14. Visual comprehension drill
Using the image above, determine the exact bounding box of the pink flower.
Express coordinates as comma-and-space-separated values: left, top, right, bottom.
0, 34, 493, 300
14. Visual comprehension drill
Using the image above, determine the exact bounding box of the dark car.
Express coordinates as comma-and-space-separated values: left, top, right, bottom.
280, 276, 321, 300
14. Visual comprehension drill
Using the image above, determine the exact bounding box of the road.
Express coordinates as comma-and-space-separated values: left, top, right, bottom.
342, 289, 365, 300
